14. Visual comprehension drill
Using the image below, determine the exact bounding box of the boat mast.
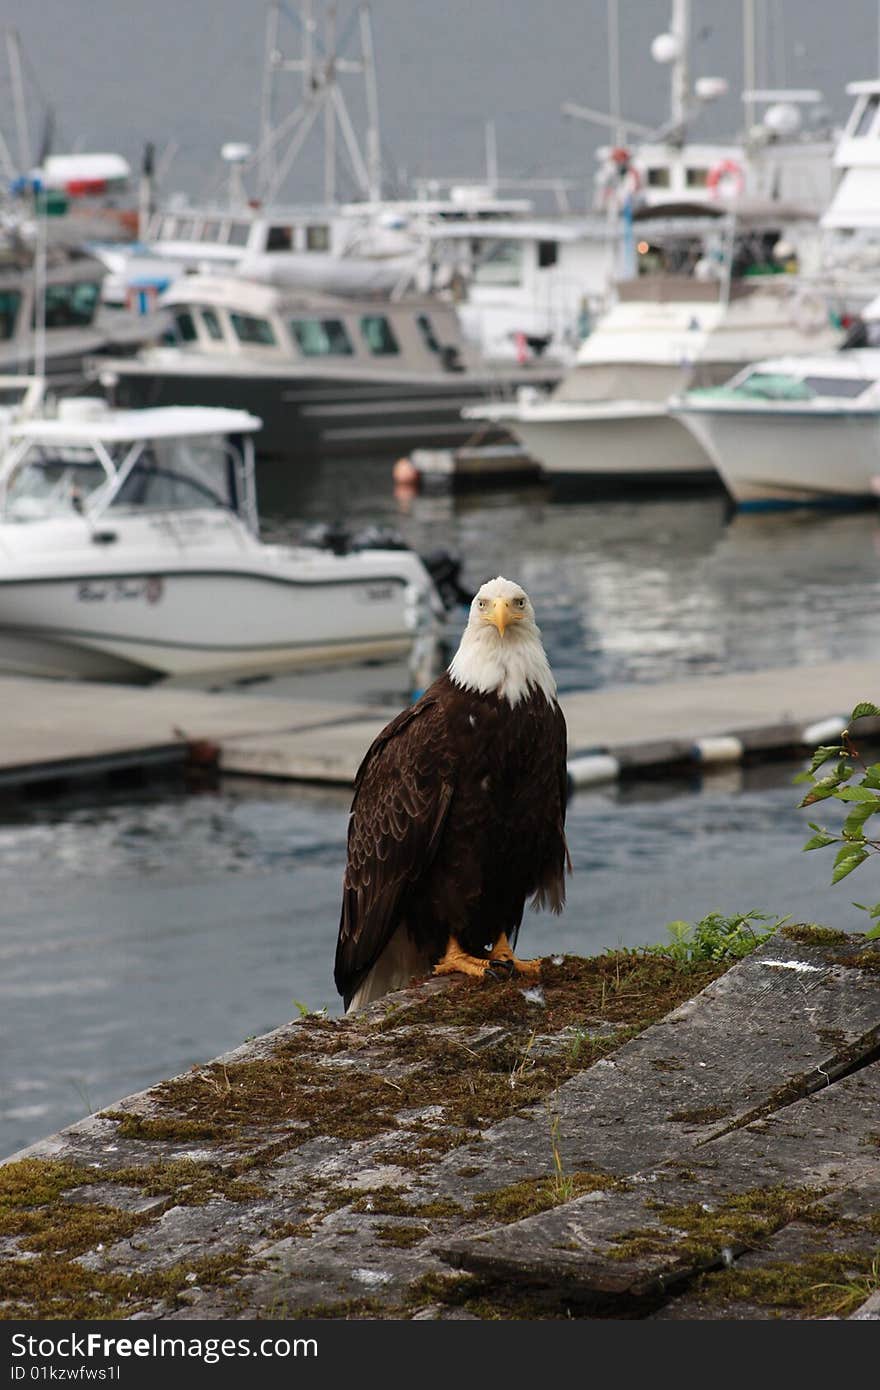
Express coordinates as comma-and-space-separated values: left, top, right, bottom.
6, 29, 32, 173
669, 0, 690, 140
255, 0, 382, 205
743, 0, 757, 133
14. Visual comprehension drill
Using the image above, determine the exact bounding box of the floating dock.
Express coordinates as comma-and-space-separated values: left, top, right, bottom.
3, 926, 879, 1320
406, 443, 543, 489
1, 658, 878, 795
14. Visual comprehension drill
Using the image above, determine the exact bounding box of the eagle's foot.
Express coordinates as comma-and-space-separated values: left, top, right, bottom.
433, 939, 493, 980
485, 957, 515, 982
489, 932, 542, 979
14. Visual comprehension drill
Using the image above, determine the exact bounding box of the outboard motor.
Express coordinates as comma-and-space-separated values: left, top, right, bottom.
301, 520, 352, 555
420, 549, 471, 611
350, 524, 409, 551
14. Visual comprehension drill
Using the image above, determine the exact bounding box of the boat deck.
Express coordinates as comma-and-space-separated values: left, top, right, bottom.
1, 657, 879, 793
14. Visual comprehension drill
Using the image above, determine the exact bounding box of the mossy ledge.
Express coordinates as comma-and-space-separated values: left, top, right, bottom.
3, 928, 879, 1321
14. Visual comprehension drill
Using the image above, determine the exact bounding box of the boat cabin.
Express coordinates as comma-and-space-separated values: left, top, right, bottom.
0, 401, 262, 533
0, 247, 105, 364
156, 275, 475, 375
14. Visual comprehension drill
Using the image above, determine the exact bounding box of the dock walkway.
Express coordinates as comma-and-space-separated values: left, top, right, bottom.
1, 658, 879, 792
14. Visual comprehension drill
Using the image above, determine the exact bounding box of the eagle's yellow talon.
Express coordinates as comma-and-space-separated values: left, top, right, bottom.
433, 941, 490, 980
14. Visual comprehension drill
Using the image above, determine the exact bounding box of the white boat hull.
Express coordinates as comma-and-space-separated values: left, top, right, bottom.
0, 509, 435, 682
489, 403, 715, 480
675, 405, 880, 505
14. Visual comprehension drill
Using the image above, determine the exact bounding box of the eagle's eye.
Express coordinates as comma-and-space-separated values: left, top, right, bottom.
514, 596, 526, 608
477, 598, 488, 610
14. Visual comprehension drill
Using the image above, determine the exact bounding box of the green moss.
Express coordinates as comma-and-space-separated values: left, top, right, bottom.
0, 1250, 245, 1321
374, 1222, 430, 1248
100, 1112, 228, 1142
836, 950, 880, 973
694, 1250, 880, 1318
471, 1171, 619, 1225
0, 1160, 92, 1208
0, 1155, 267, 1319
780, 924, 849, 947
349, 1188, 462, 1218
607, 1186, 832, 1268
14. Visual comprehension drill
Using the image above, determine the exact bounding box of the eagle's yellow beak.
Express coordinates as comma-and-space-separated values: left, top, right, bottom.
489, 598, 516, 634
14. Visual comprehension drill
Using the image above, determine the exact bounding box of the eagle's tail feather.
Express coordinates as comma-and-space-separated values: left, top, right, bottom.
345, 929, 432, 1013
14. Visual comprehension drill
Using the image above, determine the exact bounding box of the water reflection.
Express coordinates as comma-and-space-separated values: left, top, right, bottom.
256, 454, 880, 698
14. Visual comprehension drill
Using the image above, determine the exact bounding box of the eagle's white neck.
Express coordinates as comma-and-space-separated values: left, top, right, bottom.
448, 620, 557, 708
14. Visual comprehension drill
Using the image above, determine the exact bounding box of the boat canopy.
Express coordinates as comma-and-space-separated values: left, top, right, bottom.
10, 404, 262, 446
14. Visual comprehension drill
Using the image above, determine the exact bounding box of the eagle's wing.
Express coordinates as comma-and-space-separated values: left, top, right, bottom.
530, 698, 572, 914
334, 695, 454, 1001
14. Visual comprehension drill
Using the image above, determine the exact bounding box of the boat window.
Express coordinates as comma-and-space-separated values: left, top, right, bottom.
230, 312, 277, 346
854, 93, 880, 138
158, 216, 176, 238
267, 225, 293, 252
538, 240, 558, 269
685, 168, 708, 187
646, 168, 671, 187
38, 283, 100, 329
200, 307, 224, 341
227, 222, 251, 247
473, 239, 523, 287
290, 317, 354, 356
173, 309, 198, 343
6, 451, 107, 519
802, 375, 873, 398
360, 314, 400, 355
734, 372, 813, 400
306, 224, 330, 251
112, 439, 235, 513
416, 313, 441, 353
201, 220, 222, 242
175, 220, 196, 240
0, 289, 21, 340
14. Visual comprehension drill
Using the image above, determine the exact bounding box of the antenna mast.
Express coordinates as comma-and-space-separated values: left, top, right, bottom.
256, 0, 382, 205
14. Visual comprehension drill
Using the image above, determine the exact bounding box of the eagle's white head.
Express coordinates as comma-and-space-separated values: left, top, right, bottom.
448, 575, 557, 708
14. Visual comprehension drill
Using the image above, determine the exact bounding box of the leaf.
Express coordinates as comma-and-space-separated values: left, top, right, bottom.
802, 831, 838, 851
807, 745, 845, 774
799, 782, 836, 807
865, 922, 880, 940
850, 702, 880, 721
834, 787, 880, 804
854, 900, 880, 920
831, 846, 869, 884
862, 764, 880, 790
843, 802, 880, 838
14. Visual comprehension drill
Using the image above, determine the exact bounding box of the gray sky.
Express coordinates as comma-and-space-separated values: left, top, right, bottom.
0, 1, 876, 205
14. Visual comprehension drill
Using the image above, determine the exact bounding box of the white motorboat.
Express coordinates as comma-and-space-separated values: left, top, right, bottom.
465, 203, 841, 484
0, 392, 444, 681
670, 346, 880, 508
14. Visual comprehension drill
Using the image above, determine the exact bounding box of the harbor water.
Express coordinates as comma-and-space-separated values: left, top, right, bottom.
4, 462, 880, 1158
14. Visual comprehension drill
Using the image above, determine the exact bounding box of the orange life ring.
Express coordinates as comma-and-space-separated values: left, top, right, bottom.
706, 158, 745, 200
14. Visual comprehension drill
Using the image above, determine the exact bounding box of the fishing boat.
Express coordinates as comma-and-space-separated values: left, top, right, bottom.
92, 269, 558, 458
0, 393, 444, 681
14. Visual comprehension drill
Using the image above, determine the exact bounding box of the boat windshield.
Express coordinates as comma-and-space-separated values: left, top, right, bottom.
3, 435, 240, 521
111, 437, 237, 512
691, 371, 874, 403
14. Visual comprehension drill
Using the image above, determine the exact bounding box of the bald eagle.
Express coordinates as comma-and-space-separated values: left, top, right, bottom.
334, 576, 570, 1012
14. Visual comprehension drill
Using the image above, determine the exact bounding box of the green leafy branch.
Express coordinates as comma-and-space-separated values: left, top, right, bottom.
796, 701, 880, 936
